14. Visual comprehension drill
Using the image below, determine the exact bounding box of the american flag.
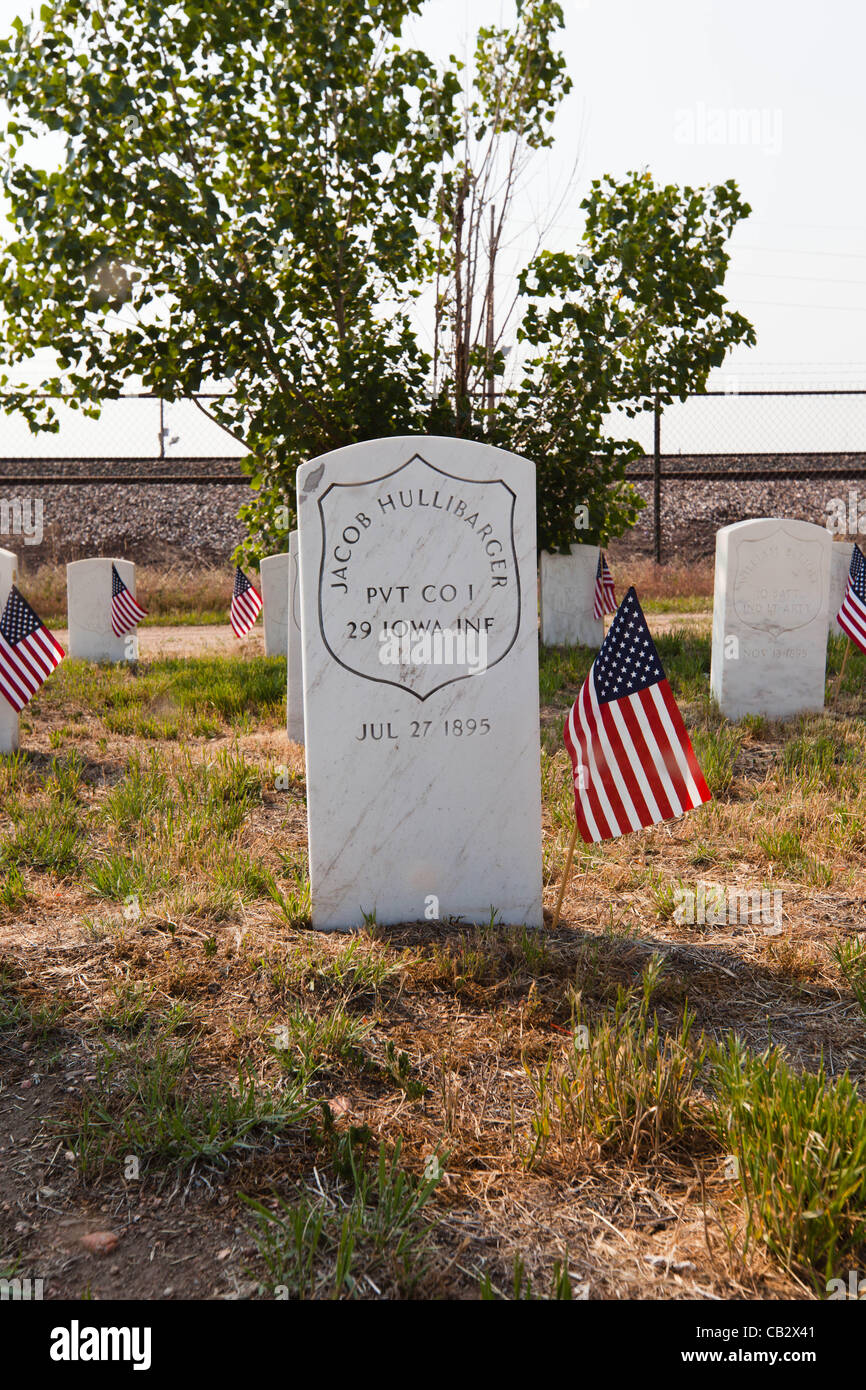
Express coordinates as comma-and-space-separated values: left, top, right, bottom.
0, 585, 65, 713
836, 544, 866, 654
564, 587, 711, 843
231, 566, 262, 638
110, 564, 148, 637
593, 550, 617, 620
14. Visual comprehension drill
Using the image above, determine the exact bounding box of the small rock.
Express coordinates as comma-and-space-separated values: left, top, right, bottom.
80, 1231, 119, 1255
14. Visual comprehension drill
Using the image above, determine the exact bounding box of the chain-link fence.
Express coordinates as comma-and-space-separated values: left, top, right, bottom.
613, 389, 866, 561
0, 388, 864, 564
0, 394, 250, 564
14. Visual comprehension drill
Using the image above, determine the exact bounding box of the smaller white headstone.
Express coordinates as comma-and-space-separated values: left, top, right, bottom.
260, 552, 289, 657
67, 557, 139, 663
829, 540, 855, 631
286, 530, 304, 743
710, 518, 831, 720
539, 544, 604, 647
0, 547, 19, 754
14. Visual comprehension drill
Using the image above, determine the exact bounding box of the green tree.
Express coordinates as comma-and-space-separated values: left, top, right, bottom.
505, 170, 757, 551
0, 0, 460, 557
0, 1, 754, 560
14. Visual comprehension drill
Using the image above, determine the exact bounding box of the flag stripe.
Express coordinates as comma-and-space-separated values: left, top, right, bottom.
567, 691, 608, 840
631, 689, 684, 818
579, 679, 625, 837
0, 631, 63, 711
573, 684, 613, 839
610, 694, 670, 822
592, 708, 643, 833
592, 682, 648, 833
0, 633, 35, 709
838, 592, 866, 653
111, 588, 148, 637
4, 632, 46, 692
654, 682, 711, 806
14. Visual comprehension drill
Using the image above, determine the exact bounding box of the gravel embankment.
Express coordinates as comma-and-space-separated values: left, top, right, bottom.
2, 452, 864, 564
0, 468, 251, 565
622, 452, 866, 560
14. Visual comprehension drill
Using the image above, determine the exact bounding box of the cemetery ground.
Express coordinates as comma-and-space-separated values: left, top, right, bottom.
2, 587, 866, 1299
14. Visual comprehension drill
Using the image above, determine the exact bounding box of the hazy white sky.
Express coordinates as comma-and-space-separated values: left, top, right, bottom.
0, 0, 863, 454
405, 0, 866, 386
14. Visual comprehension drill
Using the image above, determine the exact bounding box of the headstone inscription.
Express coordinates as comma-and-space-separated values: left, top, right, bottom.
67, 557, 139, 663
260, 552, 289, 657
296, 437, 543, 931
0, 547, 18, 754
710, 518, 831, 720
829, 540, 855, 630
539, 544, 604, 647
286, 530, 304, 744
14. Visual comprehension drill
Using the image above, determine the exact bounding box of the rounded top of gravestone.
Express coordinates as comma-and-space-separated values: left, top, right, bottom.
67, 556, 132, 571
296, 435, 536, 496
717, 517, 831, 542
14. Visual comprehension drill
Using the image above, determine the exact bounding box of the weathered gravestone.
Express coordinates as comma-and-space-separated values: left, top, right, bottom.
286, 530, 304, 744
0, 547, 18, 754
260, 552, 289, 657
710, 518, 831, 720
296, 437, 543, 931
67, 557, 138, 663
829, 540, 855, 630
539, 544, 604, 647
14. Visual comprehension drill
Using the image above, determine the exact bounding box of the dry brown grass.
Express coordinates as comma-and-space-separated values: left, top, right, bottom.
16, 561, 237, 625
606, 553, 714, 602
1, 642, 866, 1301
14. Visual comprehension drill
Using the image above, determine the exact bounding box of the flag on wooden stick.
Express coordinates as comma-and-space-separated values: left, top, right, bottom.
836, 544, 866, 654
593, 550, 617, 620
564, 587, 711, 844
231, 566, 262, 638
110, 564, 148, 637
0, 585, 65, 712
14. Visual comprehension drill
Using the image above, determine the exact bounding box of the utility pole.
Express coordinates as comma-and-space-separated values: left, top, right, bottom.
485, 204, 496, 428
653, 392, 662, 564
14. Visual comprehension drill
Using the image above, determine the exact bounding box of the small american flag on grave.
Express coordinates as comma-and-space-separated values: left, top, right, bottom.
836, 543, 866, 655
0, 585, 65, 712
111, 564, 148, 637
230, 566, 263, 638
564, 586, 711, 843
593, 550, 617, 620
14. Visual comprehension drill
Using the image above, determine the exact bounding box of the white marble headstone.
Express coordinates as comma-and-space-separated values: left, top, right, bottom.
539, 544, 604, 647
260, 552, 289, 657
0, 547, 19, 753
829, 540, 855, 631
297, 437, 543, 931
286, 530, 304, 744
67, 557, 139, 663
710, 519, 831, 720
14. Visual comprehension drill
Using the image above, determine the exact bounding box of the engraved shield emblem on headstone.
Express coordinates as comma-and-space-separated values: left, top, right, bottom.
315, 452, 521, 699
732, 526, 825, 639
